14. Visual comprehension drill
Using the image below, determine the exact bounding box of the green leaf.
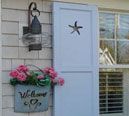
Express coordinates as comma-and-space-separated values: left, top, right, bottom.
37, 77, 51, 86
10, 78, 18, 86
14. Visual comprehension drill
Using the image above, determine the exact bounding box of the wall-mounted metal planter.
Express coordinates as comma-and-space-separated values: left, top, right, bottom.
14, 84, 50, 113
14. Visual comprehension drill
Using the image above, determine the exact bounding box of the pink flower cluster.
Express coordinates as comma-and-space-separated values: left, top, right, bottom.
43, 67, 57, 79
43, 67, 65, 86
57, 77, 65, 86
9, 65, 65, 86
9, 65, 28, 81
17, 65, 29, 72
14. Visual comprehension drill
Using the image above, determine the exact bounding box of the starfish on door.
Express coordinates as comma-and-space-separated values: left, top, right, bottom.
68, 21, 83, 35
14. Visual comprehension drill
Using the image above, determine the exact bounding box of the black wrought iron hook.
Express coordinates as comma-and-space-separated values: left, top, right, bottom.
28, 2, 40, 30
29, 2, 37, 10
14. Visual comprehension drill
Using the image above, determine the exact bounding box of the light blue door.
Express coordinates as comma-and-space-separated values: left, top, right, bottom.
53, 2, 99, 116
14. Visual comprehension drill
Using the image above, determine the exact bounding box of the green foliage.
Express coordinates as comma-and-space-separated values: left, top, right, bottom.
10, 78, 19, 86
37, 77, 51, 86
25, 71, 38, 85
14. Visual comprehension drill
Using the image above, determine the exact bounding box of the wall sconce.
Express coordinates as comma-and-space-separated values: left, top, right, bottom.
22, 2, 43, 51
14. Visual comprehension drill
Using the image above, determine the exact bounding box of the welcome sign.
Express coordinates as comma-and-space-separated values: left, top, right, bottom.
14, 85, 50, 113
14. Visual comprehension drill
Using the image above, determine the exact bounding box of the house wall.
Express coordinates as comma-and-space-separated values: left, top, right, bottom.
1, 0, 52, 116
1, 0, 129, 116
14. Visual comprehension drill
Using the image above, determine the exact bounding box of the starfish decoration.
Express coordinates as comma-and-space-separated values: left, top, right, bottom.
68, 21, 83, 35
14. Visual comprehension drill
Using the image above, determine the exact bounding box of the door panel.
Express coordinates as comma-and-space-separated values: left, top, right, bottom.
56, 72, 93, 116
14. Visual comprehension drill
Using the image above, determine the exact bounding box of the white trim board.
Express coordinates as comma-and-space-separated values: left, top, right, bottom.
0, 0, 2, 115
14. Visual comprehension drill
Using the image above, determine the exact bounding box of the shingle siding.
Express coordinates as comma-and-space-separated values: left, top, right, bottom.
1, 0, 53, 116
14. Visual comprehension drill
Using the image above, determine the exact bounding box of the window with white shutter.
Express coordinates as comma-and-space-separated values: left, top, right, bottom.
99, 12, 129, 65
99, 72, 123, 114
99, 12, 129, 115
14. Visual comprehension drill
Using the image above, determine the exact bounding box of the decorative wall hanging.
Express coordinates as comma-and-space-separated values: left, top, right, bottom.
15, 84, 49, 112
9, 64, 64, 113
68, 21, 83, 35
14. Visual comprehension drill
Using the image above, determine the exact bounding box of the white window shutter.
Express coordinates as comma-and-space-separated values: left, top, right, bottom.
53, 2, 99, 116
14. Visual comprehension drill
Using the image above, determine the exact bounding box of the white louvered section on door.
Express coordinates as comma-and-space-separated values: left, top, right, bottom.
99, 72, 123, 114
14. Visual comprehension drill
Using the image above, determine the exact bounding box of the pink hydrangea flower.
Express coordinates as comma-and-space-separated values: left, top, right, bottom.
43, 67, 54, 74
17, 73, 26, 81
9, 65, 64, 86
43, 67, 58, 79
17, 65, 29, 72
37, 75, 44, 79
9, 70, 19, 78
57, 77, 65, 86
49, 70, 58, 79
43, 67, 49, 74
48, 67, 54, 71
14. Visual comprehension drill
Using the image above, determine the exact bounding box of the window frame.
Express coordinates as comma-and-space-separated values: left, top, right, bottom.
99, 11, 129, 69
99, 11, 129, 115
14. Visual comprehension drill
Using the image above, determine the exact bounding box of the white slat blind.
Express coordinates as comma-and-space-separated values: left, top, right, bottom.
99, 72, 123, 114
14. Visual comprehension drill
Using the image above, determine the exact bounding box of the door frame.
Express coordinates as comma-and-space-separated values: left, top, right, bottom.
0, 0, 2, 115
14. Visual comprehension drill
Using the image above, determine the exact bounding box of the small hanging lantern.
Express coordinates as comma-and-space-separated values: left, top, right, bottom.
22, 2, 42, 51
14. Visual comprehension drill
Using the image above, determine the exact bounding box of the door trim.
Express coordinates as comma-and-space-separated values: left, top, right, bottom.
0, 0, 2, 115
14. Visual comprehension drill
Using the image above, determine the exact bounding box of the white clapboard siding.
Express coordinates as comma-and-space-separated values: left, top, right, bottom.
53, 2, 99, 116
